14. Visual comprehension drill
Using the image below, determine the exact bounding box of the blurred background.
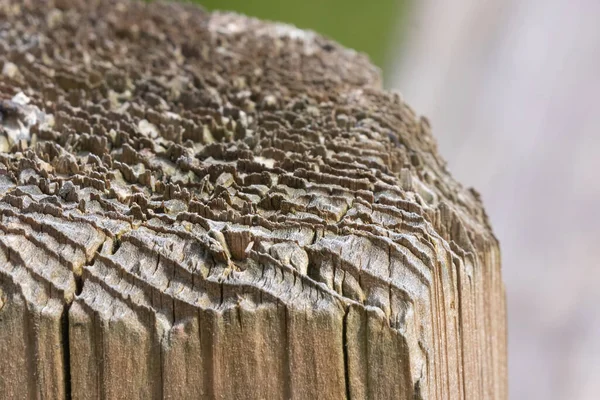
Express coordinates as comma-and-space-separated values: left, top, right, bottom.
194, 1, 599, 398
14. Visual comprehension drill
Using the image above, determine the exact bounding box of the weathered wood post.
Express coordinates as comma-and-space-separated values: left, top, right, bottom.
0, 0, 507, 398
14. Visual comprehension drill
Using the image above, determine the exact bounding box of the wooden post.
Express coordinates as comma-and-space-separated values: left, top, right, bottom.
0, 1, 506, 398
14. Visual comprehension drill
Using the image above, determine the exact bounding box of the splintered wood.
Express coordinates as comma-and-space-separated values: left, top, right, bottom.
0, 0, 507, 399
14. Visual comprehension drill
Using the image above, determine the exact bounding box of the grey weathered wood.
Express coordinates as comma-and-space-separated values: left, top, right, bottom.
0, 0, 507, 399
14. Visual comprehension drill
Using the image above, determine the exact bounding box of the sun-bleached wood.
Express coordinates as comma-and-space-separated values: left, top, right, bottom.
0, 0, 507, 398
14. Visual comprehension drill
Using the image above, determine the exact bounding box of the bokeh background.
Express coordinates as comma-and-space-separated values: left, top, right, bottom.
191, 1, 598, 398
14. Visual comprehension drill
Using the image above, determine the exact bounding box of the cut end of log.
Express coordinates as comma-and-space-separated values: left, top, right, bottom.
0, 0, 507, 399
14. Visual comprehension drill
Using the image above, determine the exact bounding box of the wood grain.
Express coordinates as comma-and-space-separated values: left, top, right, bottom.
0, 0, 506, 398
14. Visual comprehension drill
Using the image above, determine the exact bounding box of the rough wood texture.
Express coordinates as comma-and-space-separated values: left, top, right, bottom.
0, 0, 507, 399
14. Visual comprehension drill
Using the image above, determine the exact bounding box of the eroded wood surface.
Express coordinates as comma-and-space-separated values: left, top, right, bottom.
0, 0, 506, 399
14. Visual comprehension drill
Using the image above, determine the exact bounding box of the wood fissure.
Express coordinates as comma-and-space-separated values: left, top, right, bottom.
61, 302, 73, 400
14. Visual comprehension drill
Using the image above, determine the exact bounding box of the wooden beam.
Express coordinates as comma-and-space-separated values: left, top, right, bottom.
0, 1, 506, 398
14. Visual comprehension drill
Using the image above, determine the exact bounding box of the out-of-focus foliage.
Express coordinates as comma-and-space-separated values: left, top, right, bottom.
182, 0, 404, 69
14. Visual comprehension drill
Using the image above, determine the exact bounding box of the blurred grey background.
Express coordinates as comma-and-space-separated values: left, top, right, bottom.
189, 0, 600, 397
390, 2, 600, 399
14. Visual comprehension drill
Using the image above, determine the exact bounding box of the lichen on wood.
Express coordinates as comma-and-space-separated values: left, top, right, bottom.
0, 0, 507, 399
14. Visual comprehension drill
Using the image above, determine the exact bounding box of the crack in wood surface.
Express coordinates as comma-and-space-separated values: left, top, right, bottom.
0, 0, 507, 399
